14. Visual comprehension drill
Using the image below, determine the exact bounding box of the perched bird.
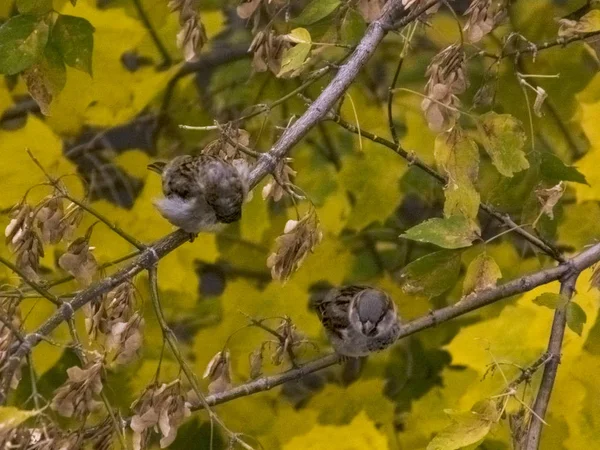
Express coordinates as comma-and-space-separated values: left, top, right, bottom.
148, 155, 249, 233
313, 285, 401, 357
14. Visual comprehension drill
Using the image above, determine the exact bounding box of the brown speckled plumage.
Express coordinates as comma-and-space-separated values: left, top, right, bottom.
151, 155, 249, 233
314, 285, 400, 357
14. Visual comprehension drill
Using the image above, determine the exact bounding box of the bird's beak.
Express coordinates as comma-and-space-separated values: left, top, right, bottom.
363, 321, 377, 336
147, 161, 167, 175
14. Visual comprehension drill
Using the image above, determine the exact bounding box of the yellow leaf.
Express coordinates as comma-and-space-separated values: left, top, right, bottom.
46, 0, 180, 134
0, 117, 78, 209
462, 253, 502, 296
396, 367, 480, 449
434, 131, 480, 220
240, 182, 270, 243
283, 411, 389, 449
339, 142, 405, 230
0, 406, 39, 431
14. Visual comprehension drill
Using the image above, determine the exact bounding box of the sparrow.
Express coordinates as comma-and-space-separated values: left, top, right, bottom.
313, 285, 401, 358
148, 155, 249, 233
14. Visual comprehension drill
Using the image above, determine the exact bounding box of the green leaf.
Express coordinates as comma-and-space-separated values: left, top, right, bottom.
400, 216, 479, 249
50, 14, 95, 75
540, 152, 588, 185
0, 406, 39, 431
16, 0, 53, 15
0, 15, 49, 75
532, 293, 567, 309
567, 302, 587, 336
462, 253, 502, 296
278, 28, 312, 77
399, 250, 462, 297
22, 42, 66, 115
477, 112, 529, 177
294, 0, 341, 25
341, 8, 366, 45
434, 130, 480, 220
559, 10, 600, 37
427, 411, 493, 450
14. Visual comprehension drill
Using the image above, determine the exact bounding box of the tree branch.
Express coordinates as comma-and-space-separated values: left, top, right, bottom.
246, 0, 431, 190
158, 243, 600, 416
0, 0, 425, 406
524, 272, 579, 450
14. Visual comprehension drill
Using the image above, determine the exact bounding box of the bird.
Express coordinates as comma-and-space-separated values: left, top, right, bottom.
313, 285, 401, 358
148, 155, 249, 234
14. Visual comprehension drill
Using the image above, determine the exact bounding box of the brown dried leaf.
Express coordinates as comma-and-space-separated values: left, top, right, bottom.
357, 0, 385, 22
130, 381, 190, 450
463, 0, 496, 43
267, 209, 323, 282
58, 234, 97, 286
203, 350, 232, 394
50, 359, 104, 419
36, 196, 65, 244
237, 0, 262, 19
536, 182, 565, 221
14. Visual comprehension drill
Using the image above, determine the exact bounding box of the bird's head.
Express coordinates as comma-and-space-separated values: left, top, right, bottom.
350, 288, 396, 337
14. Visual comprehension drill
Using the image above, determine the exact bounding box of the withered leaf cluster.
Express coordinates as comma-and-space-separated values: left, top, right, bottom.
0, 297, 22, 391
464, 0, 504, 43
168, 0, 207, 62
421, 44, 468, 132
130, 381, 191, 450
267, 209, 323, 282
84, 281, 144, 365
50, 357, 104, 419
0, 425, 84, 450
58, 229, 98, 287
262, 159, 297, 202
5, 195, 83, 282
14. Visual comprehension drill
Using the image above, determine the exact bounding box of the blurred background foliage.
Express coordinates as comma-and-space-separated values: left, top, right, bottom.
2, 0, 600, 448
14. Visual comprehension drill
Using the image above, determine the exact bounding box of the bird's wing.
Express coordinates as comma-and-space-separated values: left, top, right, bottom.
315, 285, 367, 338
198, 156, 245, 223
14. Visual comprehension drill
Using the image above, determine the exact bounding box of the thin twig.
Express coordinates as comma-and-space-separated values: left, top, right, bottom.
524, 272, 579, 450
326, 109, 565, 262
481, 30, 600, 60
148, 266, 254, 450
131, 0, 172, 68
0, 256, 61, 306
387, 22, 418, 144
26, 149, 145, 250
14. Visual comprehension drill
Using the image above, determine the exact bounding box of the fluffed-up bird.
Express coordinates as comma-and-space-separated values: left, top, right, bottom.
313, 285, 401, 357
148, 155, 249, 233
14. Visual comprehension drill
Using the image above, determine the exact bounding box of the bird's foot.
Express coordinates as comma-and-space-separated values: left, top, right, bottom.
188, 232, 199, 243
338, 355, 354, 364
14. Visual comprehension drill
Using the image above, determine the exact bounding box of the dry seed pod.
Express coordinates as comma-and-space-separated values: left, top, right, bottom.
267, 209, 322, 282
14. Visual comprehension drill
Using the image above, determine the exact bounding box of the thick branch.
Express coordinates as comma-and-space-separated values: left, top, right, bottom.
524, 272, 579, 450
